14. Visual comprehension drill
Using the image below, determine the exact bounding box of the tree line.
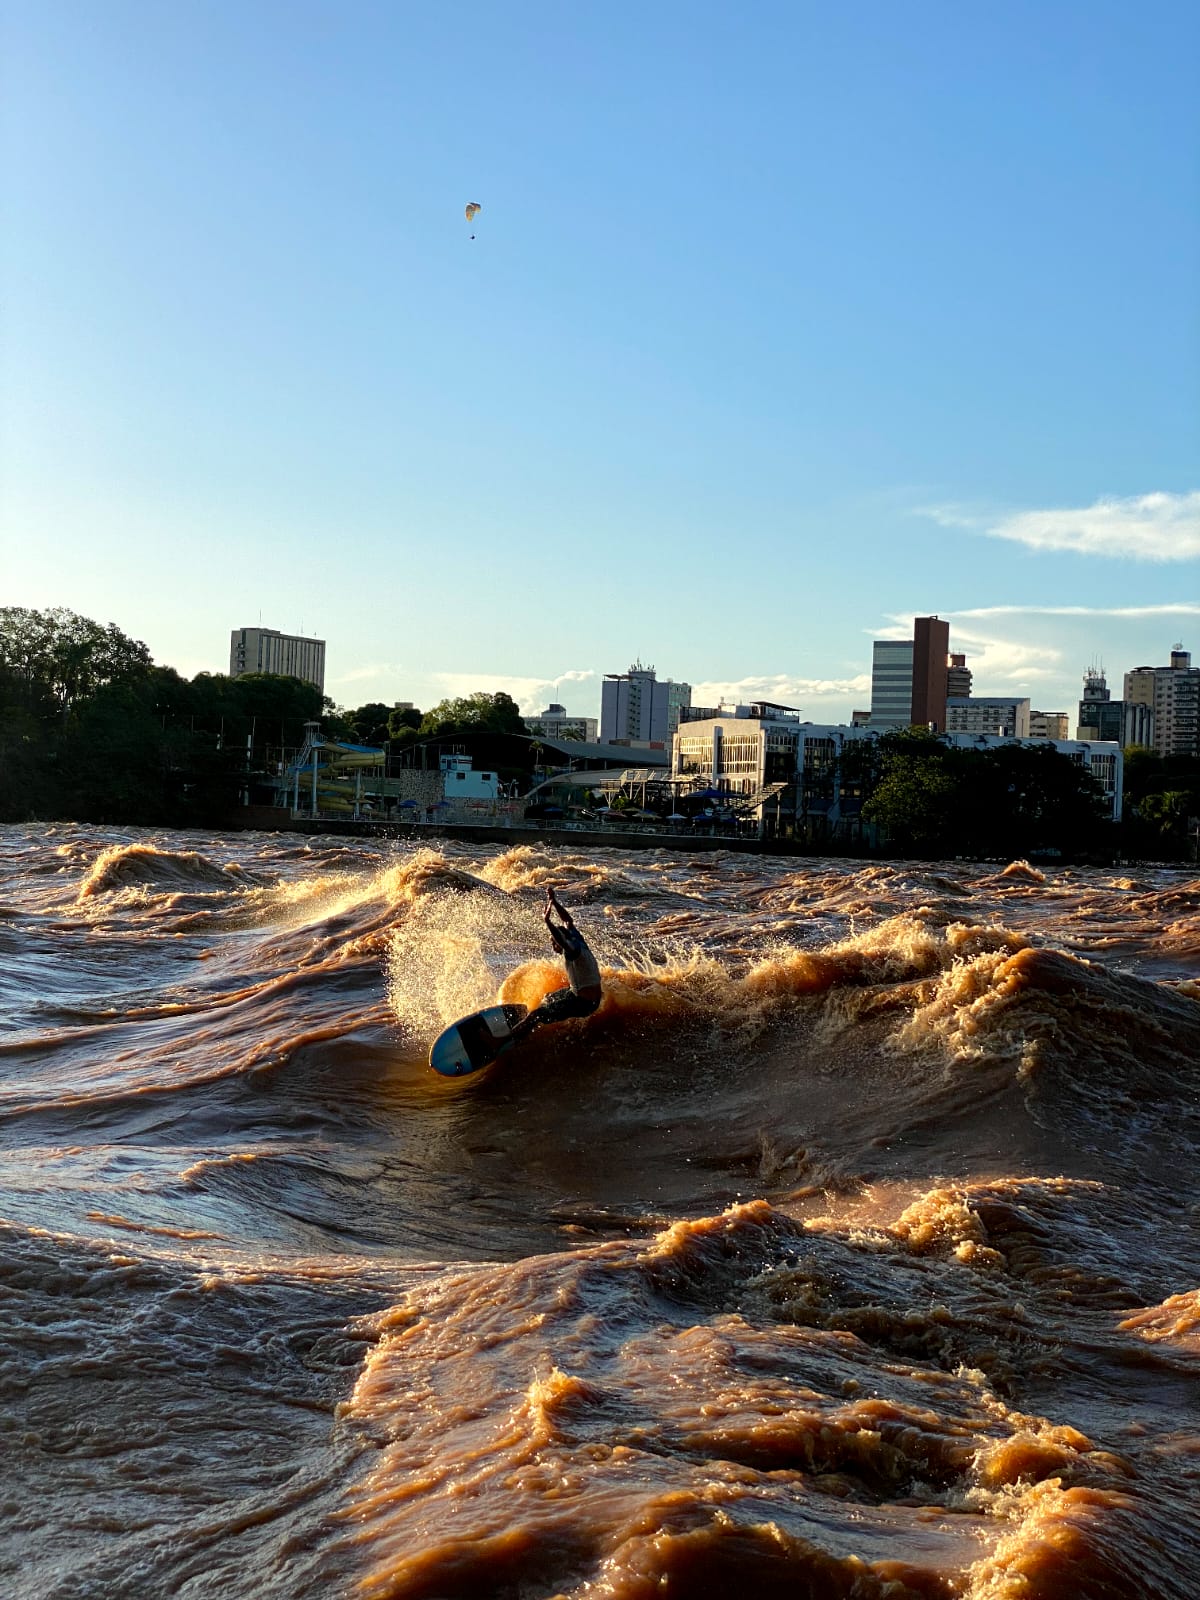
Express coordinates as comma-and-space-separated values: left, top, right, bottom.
2, 606, 1197, 857
853, 726, 1198, 860
0, 607, 526, 825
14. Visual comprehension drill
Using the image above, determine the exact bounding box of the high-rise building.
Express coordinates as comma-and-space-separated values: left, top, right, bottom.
868, 640, 914, 728
1124, 648, 1199, 756
1029, 711, 1070, 740
1077, 669, 1154, 748
868, 617, 953, 730
229, 627, 326, 692
600, 662, 691, 745
945, 697, 1031, 738
911, 616, 950, 731
946, 653, 972, 700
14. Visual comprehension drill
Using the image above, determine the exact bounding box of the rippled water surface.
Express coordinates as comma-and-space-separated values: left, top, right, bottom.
2, 823, 1199, 1597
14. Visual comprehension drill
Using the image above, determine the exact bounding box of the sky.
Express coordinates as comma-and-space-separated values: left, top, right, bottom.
2, 0, 1198, 724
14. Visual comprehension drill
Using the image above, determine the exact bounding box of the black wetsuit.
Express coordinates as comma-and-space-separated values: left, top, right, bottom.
530, 924, 602, 1025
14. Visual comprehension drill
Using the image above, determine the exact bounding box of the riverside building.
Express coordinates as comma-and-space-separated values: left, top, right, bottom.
230, 627, 326, 693
673, 704, 1124, 836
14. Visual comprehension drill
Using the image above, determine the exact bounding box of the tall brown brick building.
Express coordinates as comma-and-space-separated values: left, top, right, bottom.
910, 615, 950, 731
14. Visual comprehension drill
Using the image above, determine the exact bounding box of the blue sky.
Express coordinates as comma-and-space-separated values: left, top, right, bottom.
3, 0, 1197, 722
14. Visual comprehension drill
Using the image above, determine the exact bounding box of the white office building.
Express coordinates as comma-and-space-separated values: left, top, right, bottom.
524, 703, 599, 743
230, 627, 326, 693
600, 662, 691, 745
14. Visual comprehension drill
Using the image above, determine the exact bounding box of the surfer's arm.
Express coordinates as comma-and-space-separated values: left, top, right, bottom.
545, 888, 574, 928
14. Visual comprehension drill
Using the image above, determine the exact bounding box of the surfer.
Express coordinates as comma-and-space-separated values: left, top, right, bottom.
511, 888, 603, 1041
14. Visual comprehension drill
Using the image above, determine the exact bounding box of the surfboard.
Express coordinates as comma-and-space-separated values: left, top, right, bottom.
428, 1004, 530, 1077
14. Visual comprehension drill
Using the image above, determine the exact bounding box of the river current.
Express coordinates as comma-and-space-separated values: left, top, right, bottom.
2, 822, 1198, 1598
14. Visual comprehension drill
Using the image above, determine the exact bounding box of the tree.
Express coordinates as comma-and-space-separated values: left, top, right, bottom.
419, 691, 525, 738
862, 729, 1110, 858
385, 704, 423, 747
862, 733, 966, 853
341, 701, 392, 746
0, 606, 152, 723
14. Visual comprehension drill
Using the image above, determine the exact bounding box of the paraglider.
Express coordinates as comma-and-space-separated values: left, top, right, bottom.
465, 201, 481, 239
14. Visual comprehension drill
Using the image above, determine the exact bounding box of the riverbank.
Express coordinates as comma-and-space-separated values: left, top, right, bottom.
220, 809, 1168, 868
226, 809, 831, 857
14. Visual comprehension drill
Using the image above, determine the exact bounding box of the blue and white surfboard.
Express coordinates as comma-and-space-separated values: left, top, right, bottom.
428, 1004, 530, 1077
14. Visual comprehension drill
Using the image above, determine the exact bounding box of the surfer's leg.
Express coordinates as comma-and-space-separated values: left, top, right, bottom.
510, 986, 595, 1042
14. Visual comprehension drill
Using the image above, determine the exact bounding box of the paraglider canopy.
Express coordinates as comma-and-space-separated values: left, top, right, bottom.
464, 202, 481, 222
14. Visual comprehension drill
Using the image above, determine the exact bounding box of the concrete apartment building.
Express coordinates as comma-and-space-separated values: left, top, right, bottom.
1076, 670, 1154, 749
600, 662, 691, 745
945, 697, 1031, 738
524, 703, 599, 743
946, 654, 972, 699
869, 616, 951, 730
1029, 711, 1070, 740
1124, 648, 1200, 757
230, 627, 326, 693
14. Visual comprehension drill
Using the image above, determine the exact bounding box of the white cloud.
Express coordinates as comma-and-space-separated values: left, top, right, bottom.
424, 669, 599, 716
323, 666, 599, 715
922, 491, 1200, 561
940, 627, 1063, 685
947, 603, 1200, 620
877, 611, 1064, 687
691, 673, 871, 710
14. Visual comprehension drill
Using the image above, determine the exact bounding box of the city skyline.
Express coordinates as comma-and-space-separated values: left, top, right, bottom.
3, 2, 1197, 725
212, 612, 1200, 732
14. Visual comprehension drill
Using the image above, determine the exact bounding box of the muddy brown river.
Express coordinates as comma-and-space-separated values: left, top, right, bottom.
2, 824, 1198, 1597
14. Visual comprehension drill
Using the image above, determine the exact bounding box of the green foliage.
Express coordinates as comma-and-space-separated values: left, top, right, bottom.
387, 704, 422, 740
0, 606, 152, 723
864, 759, 958, 849
0, 605, 329, 824
339, 701, 392, 746
864, 734, 1109, 857
419, 691, 525, 738
1120, 748, 1200, 856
